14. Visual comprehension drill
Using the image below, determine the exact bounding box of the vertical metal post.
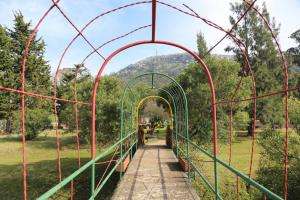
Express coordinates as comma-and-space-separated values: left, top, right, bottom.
151, 0, 157, 42
130, 104, 134, 159
119, 86, 132, 179
174, 83, 190, 180
214, 157, 218, 199
172, 97, 178, 156
91, 163, 95, 199
162, 87, 177, 155
170, 89, 179, 157
120, 107, 124, 179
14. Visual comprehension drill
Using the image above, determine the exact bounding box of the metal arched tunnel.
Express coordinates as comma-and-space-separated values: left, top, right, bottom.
1, 1, 296, 200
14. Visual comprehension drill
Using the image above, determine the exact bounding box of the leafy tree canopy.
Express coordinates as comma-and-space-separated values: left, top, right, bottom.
0, 12, 51, 138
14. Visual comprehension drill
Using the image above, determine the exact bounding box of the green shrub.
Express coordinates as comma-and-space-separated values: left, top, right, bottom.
13, 109, 51, 140
288, 97, 300, 134
233, 111, 250, 131
256, 128, 300, 199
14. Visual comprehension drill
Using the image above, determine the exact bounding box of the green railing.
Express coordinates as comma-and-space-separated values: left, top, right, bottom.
38, 130, 283, 200
176, 133, 283, 200
38, 131, 137, 200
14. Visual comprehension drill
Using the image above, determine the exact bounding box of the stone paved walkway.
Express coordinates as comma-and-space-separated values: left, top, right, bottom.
112, 140, 200, 200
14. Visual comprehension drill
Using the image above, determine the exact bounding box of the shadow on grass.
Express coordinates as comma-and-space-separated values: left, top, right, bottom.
0, 157, 120, 200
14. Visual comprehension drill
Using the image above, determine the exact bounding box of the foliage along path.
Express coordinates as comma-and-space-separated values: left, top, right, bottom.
112, 139, 199, 200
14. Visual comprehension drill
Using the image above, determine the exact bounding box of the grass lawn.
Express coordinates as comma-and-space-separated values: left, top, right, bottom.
0, 126, 263, 199
219, 136, 261, 175
154, 127, 261, 175
154, 127, 261, 191
188, 135, 262, 199
0, 130, 119, 200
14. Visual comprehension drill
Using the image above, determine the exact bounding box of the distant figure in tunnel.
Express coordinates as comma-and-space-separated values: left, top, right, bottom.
138, 125, 145, 146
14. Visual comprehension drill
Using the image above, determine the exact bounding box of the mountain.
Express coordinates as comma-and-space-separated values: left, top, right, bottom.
115, 53, 234, 87
115, 53, 193, 84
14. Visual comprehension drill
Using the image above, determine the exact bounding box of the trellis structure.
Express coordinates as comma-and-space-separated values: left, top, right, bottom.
0, 0, 297, 199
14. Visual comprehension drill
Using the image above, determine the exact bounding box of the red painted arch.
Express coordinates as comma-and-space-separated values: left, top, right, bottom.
91, 40, 218, 160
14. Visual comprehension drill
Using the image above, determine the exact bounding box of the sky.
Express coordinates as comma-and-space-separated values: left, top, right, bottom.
0, 0, 299, 76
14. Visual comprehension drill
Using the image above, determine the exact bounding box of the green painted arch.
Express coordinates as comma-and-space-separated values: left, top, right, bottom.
135, 95, 173, 128
119, 72, 190, 178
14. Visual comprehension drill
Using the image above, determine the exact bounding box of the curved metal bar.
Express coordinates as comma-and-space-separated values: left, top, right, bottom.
48, 2, 152, 184
116, 71, 188, 183
137, 87, 180, 125
125, 84, 182, 157
143, 3, 258, 177
11, 0, 291, 199
53, 1, 153, 85
182, 3, 258, 180
242, 2, 289, 198
91, 41, 216, 195
120, 72, 186, 142
135, 95, 173, 127
51, 0, 105, 60
19, 2, 60, 197
81, 25, 151, 64
119, 72, 187, 140
119, 78, 183, 180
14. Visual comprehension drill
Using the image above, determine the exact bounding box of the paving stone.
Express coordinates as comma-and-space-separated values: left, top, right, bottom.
112, 140, 200, 200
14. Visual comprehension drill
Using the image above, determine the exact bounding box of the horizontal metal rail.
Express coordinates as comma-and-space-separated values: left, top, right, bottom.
176, 134, 283, 200
189, 161, 223, 200
38, 131, 136, 200
91, 140, 137, 199
177, 146, 222, 199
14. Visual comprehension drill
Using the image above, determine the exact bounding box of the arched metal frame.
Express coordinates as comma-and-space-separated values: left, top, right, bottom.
120, 94, 175, 180
119, 72, 190, 178
0, 0, 293, 199
90, 42, 217, 186
118, 79, 182, 156
135, 96, 173, 129
139, 86, 182, 156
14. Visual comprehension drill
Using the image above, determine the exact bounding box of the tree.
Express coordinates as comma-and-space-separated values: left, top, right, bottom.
57, 64, 93, 134
9, 12, 51, 96
0, 12, 51, 139
12, 109, 51, 140
256, 129, 300, 199
57, 64, 92, 129
57, 66, 128, 144
197, 32, 208, 58
226, 2, 283, 130
287, 29, 300, 66
159, 33, 251, 144
233, 111, 250, 131
0, 25, 17, 133
288, 97, 300, 134
174, 57, 251, 144
286, 29, 300, 98
93, 75, 126, 143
